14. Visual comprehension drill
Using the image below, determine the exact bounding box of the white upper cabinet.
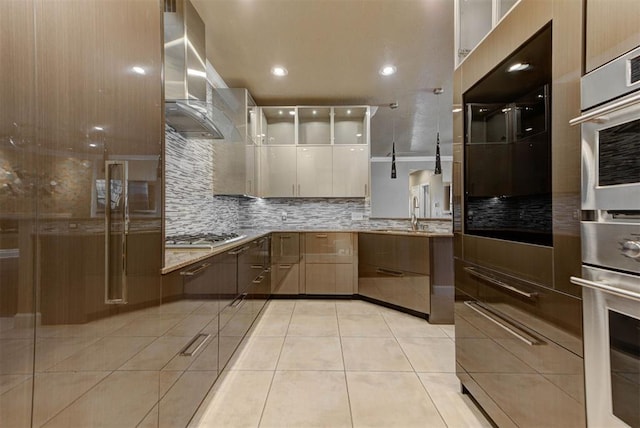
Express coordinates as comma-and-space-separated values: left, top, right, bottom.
259, 145, 297, 197
333, 145, 369, 197
261, 107, 296, 145
297, 146, 333, 197
298, 107, 331, 145
334, 107, 367, 145
212, 88, 258, 196
256, 105, 370, 198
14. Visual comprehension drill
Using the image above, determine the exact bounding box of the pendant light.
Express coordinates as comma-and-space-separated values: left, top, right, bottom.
390, 102, 398, 179
434, 88, 443, 175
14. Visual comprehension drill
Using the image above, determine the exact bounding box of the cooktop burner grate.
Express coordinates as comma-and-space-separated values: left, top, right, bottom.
165, 232, 246, 249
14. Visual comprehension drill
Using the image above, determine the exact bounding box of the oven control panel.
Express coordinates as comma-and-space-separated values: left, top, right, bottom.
582, 221, 640, 273
621, 240, 640, 258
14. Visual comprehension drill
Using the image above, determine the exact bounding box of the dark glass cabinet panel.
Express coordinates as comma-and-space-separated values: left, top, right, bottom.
609, 310, 640, 428
465, 86, 552, 246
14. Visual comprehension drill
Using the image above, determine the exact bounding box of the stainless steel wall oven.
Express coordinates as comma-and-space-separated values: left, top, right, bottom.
571, 44, 640, 428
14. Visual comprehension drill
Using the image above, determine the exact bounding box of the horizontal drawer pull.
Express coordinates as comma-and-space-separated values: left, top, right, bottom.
228, 245, 250, 255
251, 264, 264, 269
315, 234, 328, 238
464, 301, 541, 346
179, 333, 210, 357
376, 268, 404, 277
464, 266, 537, 300
279, 264, 292, 269
570, 276, 640, 302
230, 292, 248, 308
280, 236, 292, 240
252, 275, 264, 284
180, 262, 211, 276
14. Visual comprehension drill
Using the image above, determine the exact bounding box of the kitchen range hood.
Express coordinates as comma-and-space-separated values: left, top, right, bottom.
164, 0, 226, 140
165, 100, 223, 139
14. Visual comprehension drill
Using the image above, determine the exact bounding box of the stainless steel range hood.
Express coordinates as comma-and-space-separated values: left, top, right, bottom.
165, 100, 223, 139
164, 0, 224, 139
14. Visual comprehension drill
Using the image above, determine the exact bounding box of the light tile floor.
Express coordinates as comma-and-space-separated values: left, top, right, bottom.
191, 299, 491, 428
0, 299, 491, 427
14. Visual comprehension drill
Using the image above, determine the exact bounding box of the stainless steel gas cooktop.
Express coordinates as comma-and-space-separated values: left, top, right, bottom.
165, 232, 246, 249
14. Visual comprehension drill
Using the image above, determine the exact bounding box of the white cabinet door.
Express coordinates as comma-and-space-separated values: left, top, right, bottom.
332, 145, 369, 197
245, 142, 256, 196
259, 146, 297, 197
297, 146, 333, 197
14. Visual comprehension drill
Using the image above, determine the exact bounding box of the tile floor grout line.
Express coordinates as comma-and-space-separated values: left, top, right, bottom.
34, 368, 118, 427
336, 300, 356, 428
37, 302, 202, 426
255, 299, 296, 428
383, 310, 452, 428
412, 371, 450, 427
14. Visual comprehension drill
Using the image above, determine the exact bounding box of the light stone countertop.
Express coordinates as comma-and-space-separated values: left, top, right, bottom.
162, 228, 453, 274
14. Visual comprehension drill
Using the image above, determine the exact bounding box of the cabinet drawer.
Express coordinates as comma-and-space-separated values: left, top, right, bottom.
305, 232, 353, 263
272, 232, 300, 264
358, 233, 429, 274
455, 299, 586, 427
464, 262, 583, 356
306, 263, 353, 295
358, 263, 430, 314
181, 258, 216, 296
272, 263, 299, 295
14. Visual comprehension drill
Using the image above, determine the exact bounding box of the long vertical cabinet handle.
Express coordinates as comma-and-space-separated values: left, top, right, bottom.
105, 160, 128, 304
364, 183, 368, 197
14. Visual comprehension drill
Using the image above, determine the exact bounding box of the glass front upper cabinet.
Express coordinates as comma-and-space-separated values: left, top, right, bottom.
260, 107, 296, 145
455, 0, 521, 67
298, 107, 331, 144
334, 107, 367, 144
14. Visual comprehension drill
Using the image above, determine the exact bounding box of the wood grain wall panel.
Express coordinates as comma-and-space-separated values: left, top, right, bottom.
551, 0, 583, 297
460, 0, 553, 94
585, 0, 640, 72
35, 0, 163, 156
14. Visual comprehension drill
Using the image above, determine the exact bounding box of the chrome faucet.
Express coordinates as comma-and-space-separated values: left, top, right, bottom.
411, 196, 419, 231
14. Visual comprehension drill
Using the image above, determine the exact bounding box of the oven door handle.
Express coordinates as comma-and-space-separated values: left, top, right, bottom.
569, 91, 640, 126
570, 276, 640, 302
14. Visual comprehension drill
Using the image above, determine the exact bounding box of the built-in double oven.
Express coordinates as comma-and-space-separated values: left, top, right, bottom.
570, 45, 640, 428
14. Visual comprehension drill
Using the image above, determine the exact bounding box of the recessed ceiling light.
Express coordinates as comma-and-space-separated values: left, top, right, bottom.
279, 110, 283, 115
289, 110, 295, 116
379, 64, 397, 76
347, 109, 352, 115
312, 110, 317, 115
93, 126, 104, 131
507, 62, 530, 72
356, 133, 362, 137
89, 143, 98, 148
132, 66, 146, 75
271, 66, 288, 76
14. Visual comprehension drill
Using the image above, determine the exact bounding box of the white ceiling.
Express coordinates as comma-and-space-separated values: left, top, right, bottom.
191, 0, 455, 157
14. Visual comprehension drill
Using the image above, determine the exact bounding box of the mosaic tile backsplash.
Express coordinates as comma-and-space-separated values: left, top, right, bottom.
465, 194, 552, 234
165, 128, 239, 236
165, 127, 451, 235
